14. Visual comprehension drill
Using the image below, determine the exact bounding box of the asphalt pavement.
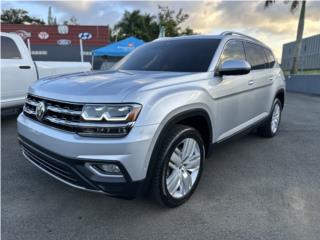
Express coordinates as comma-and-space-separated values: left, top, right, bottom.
2, 92, 320, 240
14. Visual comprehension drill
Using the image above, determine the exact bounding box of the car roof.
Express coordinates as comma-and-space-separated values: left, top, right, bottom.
155, 33, 271, 51
155, 35, 223, 41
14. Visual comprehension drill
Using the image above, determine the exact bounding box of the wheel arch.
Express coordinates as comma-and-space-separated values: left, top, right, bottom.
142, 108, 213, 194
274, 88, 285, 109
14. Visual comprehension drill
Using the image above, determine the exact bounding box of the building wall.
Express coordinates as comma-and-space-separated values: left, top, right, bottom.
286, 75, 320, 95
1, 24, 109, 46
281, 34, 320, 71
30, 45, 96, 62
1, 24, 109, 66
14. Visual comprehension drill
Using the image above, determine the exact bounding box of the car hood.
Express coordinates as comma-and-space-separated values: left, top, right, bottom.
29, 70, 206, 103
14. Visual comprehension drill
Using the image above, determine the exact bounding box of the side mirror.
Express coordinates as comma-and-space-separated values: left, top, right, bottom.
219, 59, 251, 76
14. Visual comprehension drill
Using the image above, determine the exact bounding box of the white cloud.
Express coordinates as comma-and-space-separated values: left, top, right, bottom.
2, 0, 319, 59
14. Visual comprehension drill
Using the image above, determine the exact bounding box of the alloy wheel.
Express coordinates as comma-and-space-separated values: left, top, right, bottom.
271, 103, 281, 134
166, 138, 201, 199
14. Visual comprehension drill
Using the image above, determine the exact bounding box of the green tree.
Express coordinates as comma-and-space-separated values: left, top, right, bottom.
181, 27, 195, 36
265, 0, 306, 74
158, 6, 192, 37
62, 16, 79, 26
112, 6, 195, 42
113, 10, 158, 42
1, 8, 45, 24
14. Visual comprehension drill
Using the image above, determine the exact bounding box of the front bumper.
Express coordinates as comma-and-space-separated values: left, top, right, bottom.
17, 113, 159, 197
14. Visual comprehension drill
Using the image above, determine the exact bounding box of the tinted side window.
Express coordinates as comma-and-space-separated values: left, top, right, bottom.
220, 40, 246, 64
1, 36, 22, 59
265, 49, 276, 68
245, 42, 267, 70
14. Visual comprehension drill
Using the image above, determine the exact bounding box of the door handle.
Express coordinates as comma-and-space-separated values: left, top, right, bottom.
248, 80, 254, 85
19, 65, 31, 69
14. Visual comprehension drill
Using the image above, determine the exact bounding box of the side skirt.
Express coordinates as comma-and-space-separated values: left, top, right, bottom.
207, 115, 269, 157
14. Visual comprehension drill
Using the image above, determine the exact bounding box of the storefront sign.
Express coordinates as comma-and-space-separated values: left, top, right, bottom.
58, 25, 69, 34
38, 32, 49, 40
57, 39, 71, 46
31, 50, 48, 55
78, 32, 92, 40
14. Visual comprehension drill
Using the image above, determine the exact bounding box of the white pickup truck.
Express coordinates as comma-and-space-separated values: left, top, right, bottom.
0, 32, 92, 109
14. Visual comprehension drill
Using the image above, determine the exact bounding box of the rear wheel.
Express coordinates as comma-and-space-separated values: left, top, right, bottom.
257, 98, 282, 138
151, 125, 205, 207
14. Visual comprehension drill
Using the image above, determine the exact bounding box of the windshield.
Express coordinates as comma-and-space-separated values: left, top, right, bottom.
115, 38, 221, 72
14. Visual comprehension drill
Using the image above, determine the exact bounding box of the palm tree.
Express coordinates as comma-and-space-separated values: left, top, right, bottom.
265, 0, 306, 74
1, 8, 45, 24
114, 10, 158, 42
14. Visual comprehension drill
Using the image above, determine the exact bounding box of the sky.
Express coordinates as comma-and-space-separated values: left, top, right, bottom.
2, 0, 320, 60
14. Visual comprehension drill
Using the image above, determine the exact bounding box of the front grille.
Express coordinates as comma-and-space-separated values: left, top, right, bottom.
23, 95, 83, 132
23, 95, 133, 136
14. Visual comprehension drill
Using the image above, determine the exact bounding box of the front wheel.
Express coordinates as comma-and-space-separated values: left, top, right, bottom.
151, 125, 205, 207
257, 98, 282, 138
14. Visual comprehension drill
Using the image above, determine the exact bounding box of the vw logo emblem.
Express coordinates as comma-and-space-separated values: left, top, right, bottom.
36, 102, 46, 121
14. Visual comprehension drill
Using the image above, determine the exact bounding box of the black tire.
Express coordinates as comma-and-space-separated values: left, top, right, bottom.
151, 124, 205, 207
257, 98, 282, 138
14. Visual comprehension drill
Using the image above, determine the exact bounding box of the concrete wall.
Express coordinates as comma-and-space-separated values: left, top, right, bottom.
286, 75, 320, 95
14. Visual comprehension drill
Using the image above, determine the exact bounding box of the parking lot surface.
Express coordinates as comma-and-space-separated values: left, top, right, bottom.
2, 93, 320, 240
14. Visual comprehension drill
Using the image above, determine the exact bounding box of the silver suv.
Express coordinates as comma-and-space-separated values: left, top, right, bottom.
18, 32, 285, 207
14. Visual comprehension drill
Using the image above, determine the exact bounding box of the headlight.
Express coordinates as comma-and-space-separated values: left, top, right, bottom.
81, 104, 142, 122
79, 104, 142, 137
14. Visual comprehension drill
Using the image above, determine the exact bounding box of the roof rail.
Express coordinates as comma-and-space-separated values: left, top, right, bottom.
220, 31, 264, 45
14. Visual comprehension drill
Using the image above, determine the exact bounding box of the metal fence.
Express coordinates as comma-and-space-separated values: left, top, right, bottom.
286, 75, 320, 95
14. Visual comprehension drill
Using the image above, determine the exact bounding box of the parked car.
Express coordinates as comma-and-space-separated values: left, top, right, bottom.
17, 32, 285, 207
0, 32, 92, 109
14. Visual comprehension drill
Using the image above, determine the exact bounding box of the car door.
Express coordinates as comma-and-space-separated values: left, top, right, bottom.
209, 40, 255, 141
244, 42, 273, 117
1, 35, 37, 108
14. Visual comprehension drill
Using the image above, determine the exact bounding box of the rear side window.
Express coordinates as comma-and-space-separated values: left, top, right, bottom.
220, 40, 246, 65
265, 49, 276, 68
1, 36, 22, 59
245, 42, 267, 70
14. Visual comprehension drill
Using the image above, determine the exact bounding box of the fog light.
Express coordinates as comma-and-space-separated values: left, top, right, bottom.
98, 164, 121, 174
85, 163, 123, 177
